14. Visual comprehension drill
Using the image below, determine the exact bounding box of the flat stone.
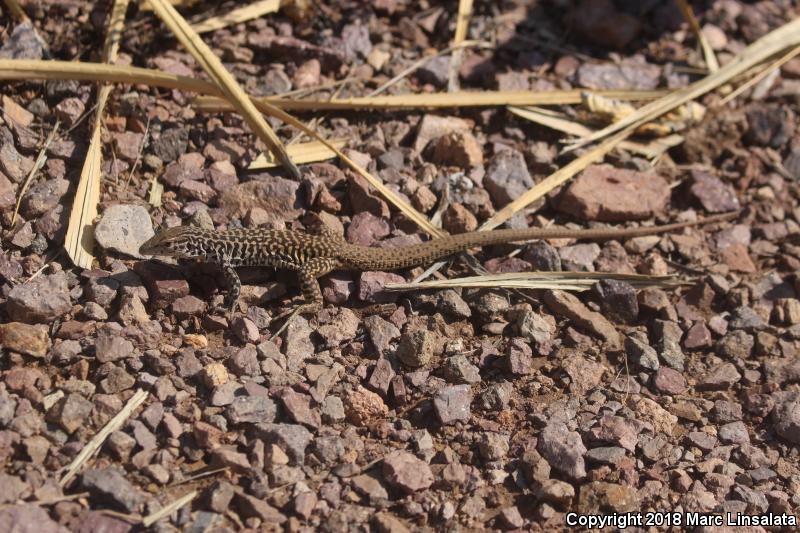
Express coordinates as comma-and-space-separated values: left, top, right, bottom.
688, 170, 740, 213
7, 272, 71, 323
559, 164, 670, 221
96, 205, 159, 258
544, 290, 621, 349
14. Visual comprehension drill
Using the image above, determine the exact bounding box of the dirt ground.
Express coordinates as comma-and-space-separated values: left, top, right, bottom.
0, 0, 800, 531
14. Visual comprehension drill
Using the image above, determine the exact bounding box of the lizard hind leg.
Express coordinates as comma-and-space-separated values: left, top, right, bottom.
271, 258, 339, 334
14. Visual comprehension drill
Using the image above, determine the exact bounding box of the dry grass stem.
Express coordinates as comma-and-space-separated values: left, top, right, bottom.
191, 0, 280, 33
147, 0, 300, 178
60, 389, 149, 487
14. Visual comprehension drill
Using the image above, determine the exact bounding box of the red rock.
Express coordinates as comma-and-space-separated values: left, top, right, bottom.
382, 450, 434, 493
111, 131, 145, 162
720, 244, 756, 273
53, 97, 85, 127
358, 271, 405, 303
559, 165, 670, 222
346, 212, 390, 246
442, 203, 478, 234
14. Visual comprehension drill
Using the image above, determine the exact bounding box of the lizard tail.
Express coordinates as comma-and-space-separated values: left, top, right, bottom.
340, 211, 740, 271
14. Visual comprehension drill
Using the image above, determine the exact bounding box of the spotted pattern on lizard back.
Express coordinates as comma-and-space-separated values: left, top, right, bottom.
139, 211, 739, 314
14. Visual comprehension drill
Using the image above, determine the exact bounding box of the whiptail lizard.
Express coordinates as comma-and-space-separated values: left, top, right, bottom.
139, 211, 739, 316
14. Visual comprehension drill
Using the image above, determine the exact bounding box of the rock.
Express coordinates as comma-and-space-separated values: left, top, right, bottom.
95, 334, 134, 363
363, 315, 400, 355
589, 415, 643, 452
773, 397, 800, 444
506, 337, 535, 375
382, 450, 434, 493
0, 504, 67, 533
219, 175, 303, 221
652, 367, 687, 395
536, 479, 575, 507
152, 127, 188, 163
593, 279, 638, 323
484, 149, 534, 206
81, 467, 145, 512
372, 512, 411, 533
559, 165, 670, 221
417, 55, 449, 87
414, 115, 471, 153
346, 212, 390, 246
576, 60, 661, 90
718, 421, 750, 444
442, 355, 481, 384
225, 396, 277, 424
653, 320, 686, 370
344, 386, 388, 425
442, 203, 478, 235
477, 432, 510, 461
0, 22, 46, 59
7, 272, 71, 323
625, 334, 659, 371
293, 59, 321, 88
234, 490, 286, 524
562, 356, 605, 395
171, 295, 207, 318
47, 393, 93, 434
395, 329, 436, 368
719, 243, 756, 273
577, 481, 638, 513
699, 362, 741, 390
544, 290, 621, 349
559, 243, 600, 272
429, 131, 484, 168
99, 367, 135, 394
111, 132, 145, 162
717, 330, 754, 359
280, 390, 320, 429
538, 422, 587, 480
255, 423, 312, 464
688, 171, 741, 213
342, 22, 372, 60
635, 397, 677, 435
358, 271, 405, 303
433, 384, 472, 425
0, 322, 49, 357
231, 317, 260, 344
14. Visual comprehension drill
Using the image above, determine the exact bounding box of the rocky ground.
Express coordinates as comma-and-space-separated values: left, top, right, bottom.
1, 0, 800, 531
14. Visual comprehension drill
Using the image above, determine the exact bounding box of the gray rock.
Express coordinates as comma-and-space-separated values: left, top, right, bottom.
433, 385, 472, 425
7, 271, 71, 323
81, 467, 145, 512
95, 204, 155, 258
484, 149, 534, 206
255, 423, 312, 464
538, 422, 587, 480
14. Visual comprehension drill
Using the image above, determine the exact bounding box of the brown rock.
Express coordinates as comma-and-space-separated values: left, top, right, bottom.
442, 203, 478, 234
344, 386, 388, 425
544, 290, 621, 349
429, 131, 483, 168
0, 322, 49, 357
559, 164, 670, 221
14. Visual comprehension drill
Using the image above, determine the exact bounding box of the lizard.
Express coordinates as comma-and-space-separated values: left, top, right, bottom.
139, 211, 739, 317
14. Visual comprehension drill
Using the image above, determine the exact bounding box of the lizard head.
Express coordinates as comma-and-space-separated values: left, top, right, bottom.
139, 226, 201, 258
